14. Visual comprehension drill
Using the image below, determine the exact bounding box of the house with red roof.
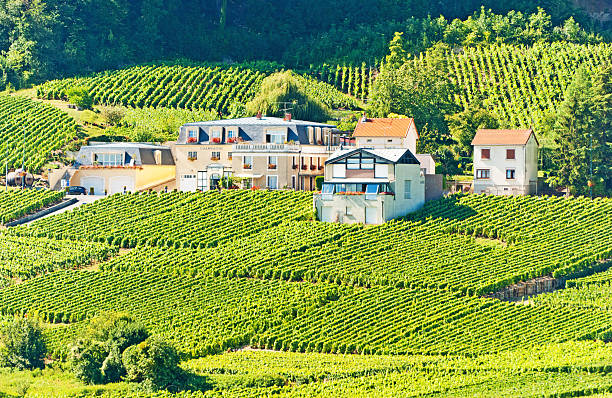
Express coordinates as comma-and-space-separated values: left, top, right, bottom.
353, 117, 419, 154
471, 129, 539, 195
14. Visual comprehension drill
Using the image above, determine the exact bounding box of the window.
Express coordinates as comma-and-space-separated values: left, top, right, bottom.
506, 149, 515, 159
365, 184, 379, 200
187, 151, 197, 160
347, 158, 360, 170
375, 164, 388, 178
345, 207, 352, 216
228, 152, 232, 160
243, 156, 252, 169
366, 139, 372, 143
211, 128, 222, 139
211, 151, 220, 160
266, 128, 285, 144
243, 178, 252, 189
361, 158, 374, 169
226, 128, 237, 139
321, 183, 334, 200
267, 175, 278, 190
476, 169, 490, 179
506, 169, 516, 179
188, 129, 198, 138
268, 156, 278, 169
291, 175, 296, 189
387, 139, 393, 143
404, 180, 411, 199
95, 153, 122, 166
481, 148, 491, 159
197, 171, 207, 191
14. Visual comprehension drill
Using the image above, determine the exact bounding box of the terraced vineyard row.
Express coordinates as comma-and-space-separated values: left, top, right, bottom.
0, 189, 65, 224
16, 190, 314, 248
17, 192, 612, 295
0, 234, 115, 279
35, 63, 361, 113
449, 42, 612, 137
0, 95, 80, 170
1, 270, 609, 358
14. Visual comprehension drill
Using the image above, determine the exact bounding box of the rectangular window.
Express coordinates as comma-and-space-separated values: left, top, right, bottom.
197, 171, 207, 191
243, 178, 252, 189
476, 169, 490, 179
187, 151, 197, 160
95, 153, 123, 166
366, 139, 372, 143
387, 139, 393, 143
345, 207, 352, 216
321, 183, 334, 200
361, 158, 374, 169
267, 175, 278, 190
291, 175, 296, 189
506, 149, 515, 159
481, 148, 491, 159
365, 184, 379, 200
211, 151, 220, 160
227, 128, 237, 139
228, 152, 232, 160
347, 158, 360, 169
243, 156, 252, 169
268, 156, 278, 169
188, 129, 198, 138
404, 180, 411, 199
506, 169, 516, 179
211, 128, 222, 139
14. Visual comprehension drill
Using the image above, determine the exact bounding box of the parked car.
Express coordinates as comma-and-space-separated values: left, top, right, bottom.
67, 186, 87, 195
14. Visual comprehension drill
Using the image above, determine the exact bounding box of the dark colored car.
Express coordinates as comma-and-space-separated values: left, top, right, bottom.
67, 186, 87, 195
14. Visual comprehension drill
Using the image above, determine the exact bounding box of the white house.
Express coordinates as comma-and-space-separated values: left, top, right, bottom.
313, 147, 425, 225
471, 129, 539, 195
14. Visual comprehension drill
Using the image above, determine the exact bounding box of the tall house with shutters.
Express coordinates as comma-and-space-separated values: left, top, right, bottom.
175, 114, 343, 192
313, 147, 425, 225
471, 129, 539, 195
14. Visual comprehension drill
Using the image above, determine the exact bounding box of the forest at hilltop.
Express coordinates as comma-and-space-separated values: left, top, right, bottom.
0, 0, 609, 88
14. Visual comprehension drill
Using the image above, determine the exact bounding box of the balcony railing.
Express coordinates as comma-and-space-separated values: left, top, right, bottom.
233, 143, 300, 152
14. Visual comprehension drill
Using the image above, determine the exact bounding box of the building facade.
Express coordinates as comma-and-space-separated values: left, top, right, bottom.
175, 115, 340, 191
313, 148, 425, 225
59, 143, 175, 195
471, 129, 539, 195
353, 117, 419, 153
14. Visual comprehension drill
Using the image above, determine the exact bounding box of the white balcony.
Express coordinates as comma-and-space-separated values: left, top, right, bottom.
232, 143, 301, 153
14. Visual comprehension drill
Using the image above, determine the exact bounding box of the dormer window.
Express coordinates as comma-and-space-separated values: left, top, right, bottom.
94, 153, 123, 166
266, 128, 285, 144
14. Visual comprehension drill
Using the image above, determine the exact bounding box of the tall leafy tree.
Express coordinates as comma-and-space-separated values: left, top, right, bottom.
547, 65, 611, 196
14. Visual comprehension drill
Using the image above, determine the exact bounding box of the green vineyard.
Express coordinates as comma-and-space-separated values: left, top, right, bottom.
0, 189, 65, 224
35, 63, 360, 114
15, 192, 612, 295
0, 95, 80, 170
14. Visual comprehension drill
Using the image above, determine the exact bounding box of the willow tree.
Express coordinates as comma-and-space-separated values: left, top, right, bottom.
246, 70, 331, 122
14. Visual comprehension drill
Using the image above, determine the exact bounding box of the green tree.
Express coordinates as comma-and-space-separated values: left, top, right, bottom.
67, 86, 93, 109
0, 318, 46, 370
547, 65, 611, 196
385, 32, 407, 67
122, 335, 182, 389
446, 102, 499, 157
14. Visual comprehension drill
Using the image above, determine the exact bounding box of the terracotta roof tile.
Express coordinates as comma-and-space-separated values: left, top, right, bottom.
471, 129, 537, 146
353, 118, 416, 138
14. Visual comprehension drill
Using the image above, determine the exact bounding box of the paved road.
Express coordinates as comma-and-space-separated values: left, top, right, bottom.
25, 195, 104, 225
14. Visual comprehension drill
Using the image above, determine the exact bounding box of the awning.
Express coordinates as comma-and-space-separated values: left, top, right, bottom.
234, 174, 263, 178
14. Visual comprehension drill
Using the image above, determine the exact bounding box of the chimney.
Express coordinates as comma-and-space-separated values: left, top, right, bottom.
284, 112, 292, 121
256, 111, 262, 120
361, 112, 367, 123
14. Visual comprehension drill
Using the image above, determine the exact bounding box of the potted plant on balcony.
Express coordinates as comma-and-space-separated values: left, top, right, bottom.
187, 137, 198, 143
268, 164, 277, 169
292, 164, 298, 169
310, 165, 316, 170
228, 137, 237, 143
317, 140, 323, 145
243, 164, 252, 169
212, 137, 221, 144
301, 165, 308, 170
211, 156, 220, 161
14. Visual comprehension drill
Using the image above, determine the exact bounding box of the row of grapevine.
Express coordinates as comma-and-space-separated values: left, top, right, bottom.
1, 270, 610, 359
0, 188, 65, 224
0, 95, 80, 170
306, 62, 379, 102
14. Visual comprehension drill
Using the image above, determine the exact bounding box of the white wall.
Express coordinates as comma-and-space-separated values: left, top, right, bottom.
473, 141, 537, 195
354, 123, 418, 154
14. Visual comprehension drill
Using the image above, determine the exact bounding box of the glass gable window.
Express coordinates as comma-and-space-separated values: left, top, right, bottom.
95, 153, 122, 166
361, 158, 374, 169
347, 158, 360, 169
365, 184, 379, 200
